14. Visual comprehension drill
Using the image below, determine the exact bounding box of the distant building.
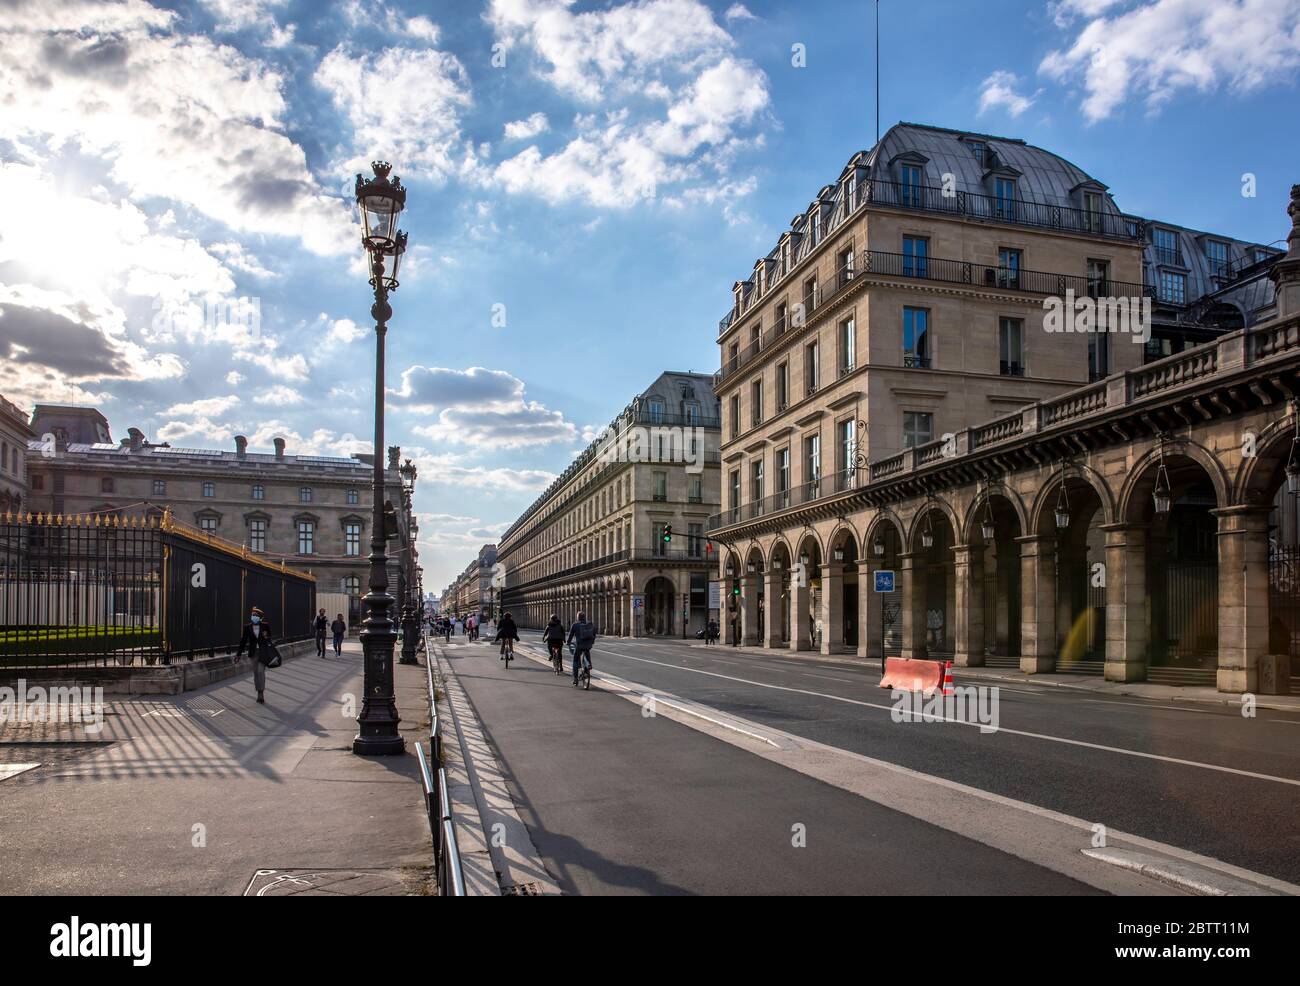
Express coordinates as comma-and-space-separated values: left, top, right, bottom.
22, 406, 415, 625
0, 395, 33, 513
497, 370, 723, 637
448, 544, 497, 619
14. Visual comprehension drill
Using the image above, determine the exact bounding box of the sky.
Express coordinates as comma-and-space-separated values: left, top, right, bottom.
1, 0, 1298, 594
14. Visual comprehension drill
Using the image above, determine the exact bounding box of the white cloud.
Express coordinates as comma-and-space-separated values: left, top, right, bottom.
724, 4, 756, 21
485, 0, 768, 208
315, 43, 474, 180
977, 70, 1038, 118
326, 317, 367, 345
413, 404, 578, 449
254, 384, 304, 405
1039, 0, 1300, 122
503, 112, 550, 140
0, 13, 355, 255
163, 395, 241, 417
390, 365, 525, 410
0, 282, 184, 408
226, 370, 245, 386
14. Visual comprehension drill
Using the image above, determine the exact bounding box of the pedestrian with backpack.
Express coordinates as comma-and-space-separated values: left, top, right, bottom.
567, 611, 597, 686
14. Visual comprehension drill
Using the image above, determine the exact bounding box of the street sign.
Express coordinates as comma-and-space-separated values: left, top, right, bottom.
708, 581, 720, 609
632, 595, 644, 611
874, 570, 895, 593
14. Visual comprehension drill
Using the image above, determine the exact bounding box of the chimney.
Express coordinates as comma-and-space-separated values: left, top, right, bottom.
234, 435, 248, 458
128, 427, 145, 452
273, 437, 286, 459
1270, 183, 1300, 318
388, 445, 400, 470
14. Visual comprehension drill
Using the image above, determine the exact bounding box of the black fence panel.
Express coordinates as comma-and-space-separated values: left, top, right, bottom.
1, 511, 314, 669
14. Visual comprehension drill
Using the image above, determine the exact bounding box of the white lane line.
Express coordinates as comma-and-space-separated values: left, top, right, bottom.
609, 652, 1300, 788
1078, 698, 1230, 716
801, 672, 854, 683
0, 763, 40, 782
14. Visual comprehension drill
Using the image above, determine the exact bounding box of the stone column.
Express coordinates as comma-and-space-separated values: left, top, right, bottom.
789, 575, 812, 651
819, 564, 844, 655
741, 573, 761, 645
953, 544, 985, 667
859, 558, 882, 660
1102, 523, 1147, 682
1018, 534, 1057, 673
1214, 506, 1271, 693
762, 570, 784, 648
900, 551, 927, 660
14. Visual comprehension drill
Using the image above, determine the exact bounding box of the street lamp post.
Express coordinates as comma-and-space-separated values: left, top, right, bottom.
353, 161, 407, 757
399, 458, 419, 665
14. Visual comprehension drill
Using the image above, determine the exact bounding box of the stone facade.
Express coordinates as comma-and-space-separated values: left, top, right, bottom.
710, 122, 1285, 658
497, 371, 722, 637
20, 406, 415, 624
705, 183, 1300, 694
0, 395, 32, 513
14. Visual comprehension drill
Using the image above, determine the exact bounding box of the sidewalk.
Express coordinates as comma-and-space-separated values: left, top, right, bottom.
688, 641, 1300, 712
0, 641, 434, 895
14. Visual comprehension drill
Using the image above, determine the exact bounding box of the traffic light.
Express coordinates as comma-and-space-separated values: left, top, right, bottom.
662, 524, 672, 544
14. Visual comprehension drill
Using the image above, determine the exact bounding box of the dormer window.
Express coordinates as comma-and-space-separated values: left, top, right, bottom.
967, 140, 987, 167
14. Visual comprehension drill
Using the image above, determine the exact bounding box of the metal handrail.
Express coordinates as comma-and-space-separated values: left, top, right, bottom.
420, 637, 466, 896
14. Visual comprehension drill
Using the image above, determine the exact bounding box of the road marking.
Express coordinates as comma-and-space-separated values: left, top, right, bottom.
0, 763, 40, 782
535, 645, 1298, 895
1078, 698, 1230, 716
608, 652, 1300, 788
801, 672, 854, 683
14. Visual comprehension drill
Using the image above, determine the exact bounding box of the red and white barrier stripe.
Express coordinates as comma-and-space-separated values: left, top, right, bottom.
942, 660, 954, 697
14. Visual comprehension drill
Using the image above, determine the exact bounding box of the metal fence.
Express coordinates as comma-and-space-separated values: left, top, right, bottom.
418, 641, 466, 896
1, 510, 315, 669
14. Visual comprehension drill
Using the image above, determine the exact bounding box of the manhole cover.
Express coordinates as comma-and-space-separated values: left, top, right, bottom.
244, 868, 412, 896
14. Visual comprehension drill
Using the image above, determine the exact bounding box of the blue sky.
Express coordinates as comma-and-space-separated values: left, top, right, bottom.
1, 0, 1297, 592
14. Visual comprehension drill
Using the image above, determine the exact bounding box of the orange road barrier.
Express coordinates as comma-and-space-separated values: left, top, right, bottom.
879, 656, 946, 694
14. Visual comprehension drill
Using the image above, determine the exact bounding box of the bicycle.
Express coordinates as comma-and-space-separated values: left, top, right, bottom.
500, 637, 514, 666
547, 640, 563, 674
573, 646, 591, 690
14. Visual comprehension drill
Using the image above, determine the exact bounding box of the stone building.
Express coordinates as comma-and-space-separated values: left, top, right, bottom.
446, 544, 497, 620
21, 406, 416, 625
497, 371, 722, 637
0, 395, 32, 513
708, 122, 1284, 653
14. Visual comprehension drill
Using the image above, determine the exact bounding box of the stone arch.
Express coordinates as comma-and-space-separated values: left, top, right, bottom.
906, 497, 959, 553
1118, 438, 1230, 524
1029, 463, 1116, 536
960, 483, 1029, 545
1235, 413, 1297, 506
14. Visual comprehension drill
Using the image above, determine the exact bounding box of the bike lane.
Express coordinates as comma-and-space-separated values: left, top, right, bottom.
440, 636, 1103, 896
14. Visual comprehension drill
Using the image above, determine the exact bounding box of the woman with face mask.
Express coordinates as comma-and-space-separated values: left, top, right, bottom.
235, 606, 277, 703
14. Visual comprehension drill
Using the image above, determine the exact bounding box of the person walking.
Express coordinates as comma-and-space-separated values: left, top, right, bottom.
235, 606, 277, 704
330, 613, 347, 656
567, 610, 597, 686
706, 618, 719, 645
443, 617, 452, 644
314, 608, 328, 658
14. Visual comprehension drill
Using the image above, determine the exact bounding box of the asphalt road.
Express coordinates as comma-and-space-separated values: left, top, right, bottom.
475, 632, 1300, 885
443, 637, 1103, 895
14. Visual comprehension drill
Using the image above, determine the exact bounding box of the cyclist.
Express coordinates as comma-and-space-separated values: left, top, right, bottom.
495, 611, 519, 662
567, 611, 596, 687
542, 614, 566, 673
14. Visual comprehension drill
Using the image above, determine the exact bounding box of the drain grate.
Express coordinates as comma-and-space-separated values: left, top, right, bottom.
502, 881, 542, 896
